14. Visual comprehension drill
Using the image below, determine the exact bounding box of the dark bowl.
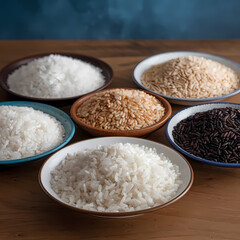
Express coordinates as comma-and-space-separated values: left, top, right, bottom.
0, 52, 113, 101
70, 88, 172, 137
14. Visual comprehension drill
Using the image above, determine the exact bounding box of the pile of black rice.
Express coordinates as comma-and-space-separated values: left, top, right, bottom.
173, 107, 240, 163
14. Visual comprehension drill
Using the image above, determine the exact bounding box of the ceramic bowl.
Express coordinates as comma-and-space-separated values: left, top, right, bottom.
0, 101, 75, 165
0, 53, 113, 101
39, 136, 194, 218
133, 51, 240, 105
70, 88, 172, 137
166, 102, 240, 167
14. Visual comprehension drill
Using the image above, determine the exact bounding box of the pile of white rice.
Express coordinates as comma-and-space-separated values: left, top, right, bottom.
0, 106, 65, 160
7, 54, 105, 98
50, 143, 182, 212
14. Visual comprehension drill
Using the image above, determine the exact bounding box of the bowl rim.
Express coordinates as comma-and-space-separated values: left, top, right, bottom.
166, 102, 240, 168
0, 101, 75, 165
132, 51, 240, 102
0, 52, 113, 101
70, 87, 172, 134
38, 136, 194, 217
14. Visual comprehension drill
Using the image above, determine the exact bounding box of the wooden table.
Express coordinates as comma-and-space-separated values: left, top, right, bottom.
0, 40, 239, 240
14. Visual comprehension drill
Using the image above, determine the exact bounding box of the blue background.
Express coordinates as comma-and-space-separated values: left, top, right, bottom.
1, 0, 240, 40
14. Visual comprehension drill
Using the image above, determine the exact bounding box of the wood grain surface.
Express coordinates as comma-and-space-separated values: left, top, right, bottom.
0, 40, 239, 240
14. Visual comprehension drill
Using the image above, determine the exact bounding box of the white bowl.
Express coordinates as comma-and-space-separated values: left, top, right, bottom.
166, 102, 240, 167
133, 51, 240, 105
39, 137, 194, 218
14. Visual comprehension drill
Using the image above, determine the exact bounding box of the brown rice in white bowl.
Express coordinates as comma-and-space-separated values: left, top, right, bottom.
133, 51, 240, 105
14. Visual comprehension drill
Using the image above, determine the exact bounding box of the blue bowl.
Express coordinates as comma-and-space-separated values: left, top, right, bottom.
0, 101, 75, 165
166, 102, 240, 168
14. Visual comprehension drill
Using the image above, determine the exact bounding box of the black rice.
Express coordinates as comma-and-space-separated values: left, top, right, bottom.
172, 107, 240, 163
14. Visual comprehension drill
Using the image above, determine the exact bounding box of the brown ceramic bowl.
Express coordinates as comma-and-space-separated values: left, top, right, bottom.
0, 53, 113, 101
70, 88, 172, 137
39, 137, 194, 218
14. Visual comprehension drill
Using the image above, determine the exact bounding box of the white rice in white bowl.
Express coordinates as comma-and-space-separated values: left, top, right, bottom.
7, 54, 105, 98
50, 143, 182, 212
0, 106, 65, 160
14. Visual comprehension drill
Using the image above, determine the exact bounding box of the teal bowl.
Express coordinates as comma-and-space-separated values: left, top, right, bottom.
0, 101, 75, 165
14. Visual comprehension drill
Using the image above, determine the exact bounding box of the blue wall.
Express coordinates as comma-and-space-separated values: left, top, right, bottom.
1, 0, 240, 40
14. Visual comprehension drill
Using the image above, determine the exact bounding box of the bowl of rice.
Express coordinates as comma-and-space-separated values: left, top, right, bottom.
0, 101, 75, 165
39, 137, 193, 217
0, 53, 113, 101
166, 102, 240, 167
70, 88, 172, 137
133, 51, 240, 105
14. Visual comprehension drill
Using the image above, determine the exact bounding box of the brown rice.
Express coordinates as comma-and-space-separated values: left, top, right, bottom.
141, 56, 240, 99
76, 89, 165, 130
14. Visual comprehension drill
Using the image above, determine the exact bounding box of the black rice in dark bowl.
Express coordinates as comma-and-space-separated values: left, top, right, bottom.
172, 107, 240, 163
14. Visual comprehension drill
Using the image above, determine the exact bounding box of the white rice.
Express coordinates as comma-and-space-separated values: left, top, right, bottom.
50, 143, 182, 212
0, 106, 65, 160
7, 54, 105, 98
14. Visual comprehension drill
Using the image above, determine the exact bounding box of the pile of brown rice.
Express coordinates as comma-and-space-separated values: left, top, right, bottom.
76, 89, 165, 130
141, 56, 240, 99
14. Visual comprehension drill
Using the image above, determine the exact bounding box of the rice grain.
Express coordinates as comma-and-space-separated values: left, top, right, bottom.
0, 106, 65, 160
7, 54, 105, 98
76, 89, 165, 130
50, 143, 182, 212
141, 56, 240, 99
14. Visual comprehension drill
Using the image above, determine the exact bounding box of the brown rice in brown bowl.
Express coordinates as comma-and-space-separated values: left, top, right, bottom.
70, 88, 172, 137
